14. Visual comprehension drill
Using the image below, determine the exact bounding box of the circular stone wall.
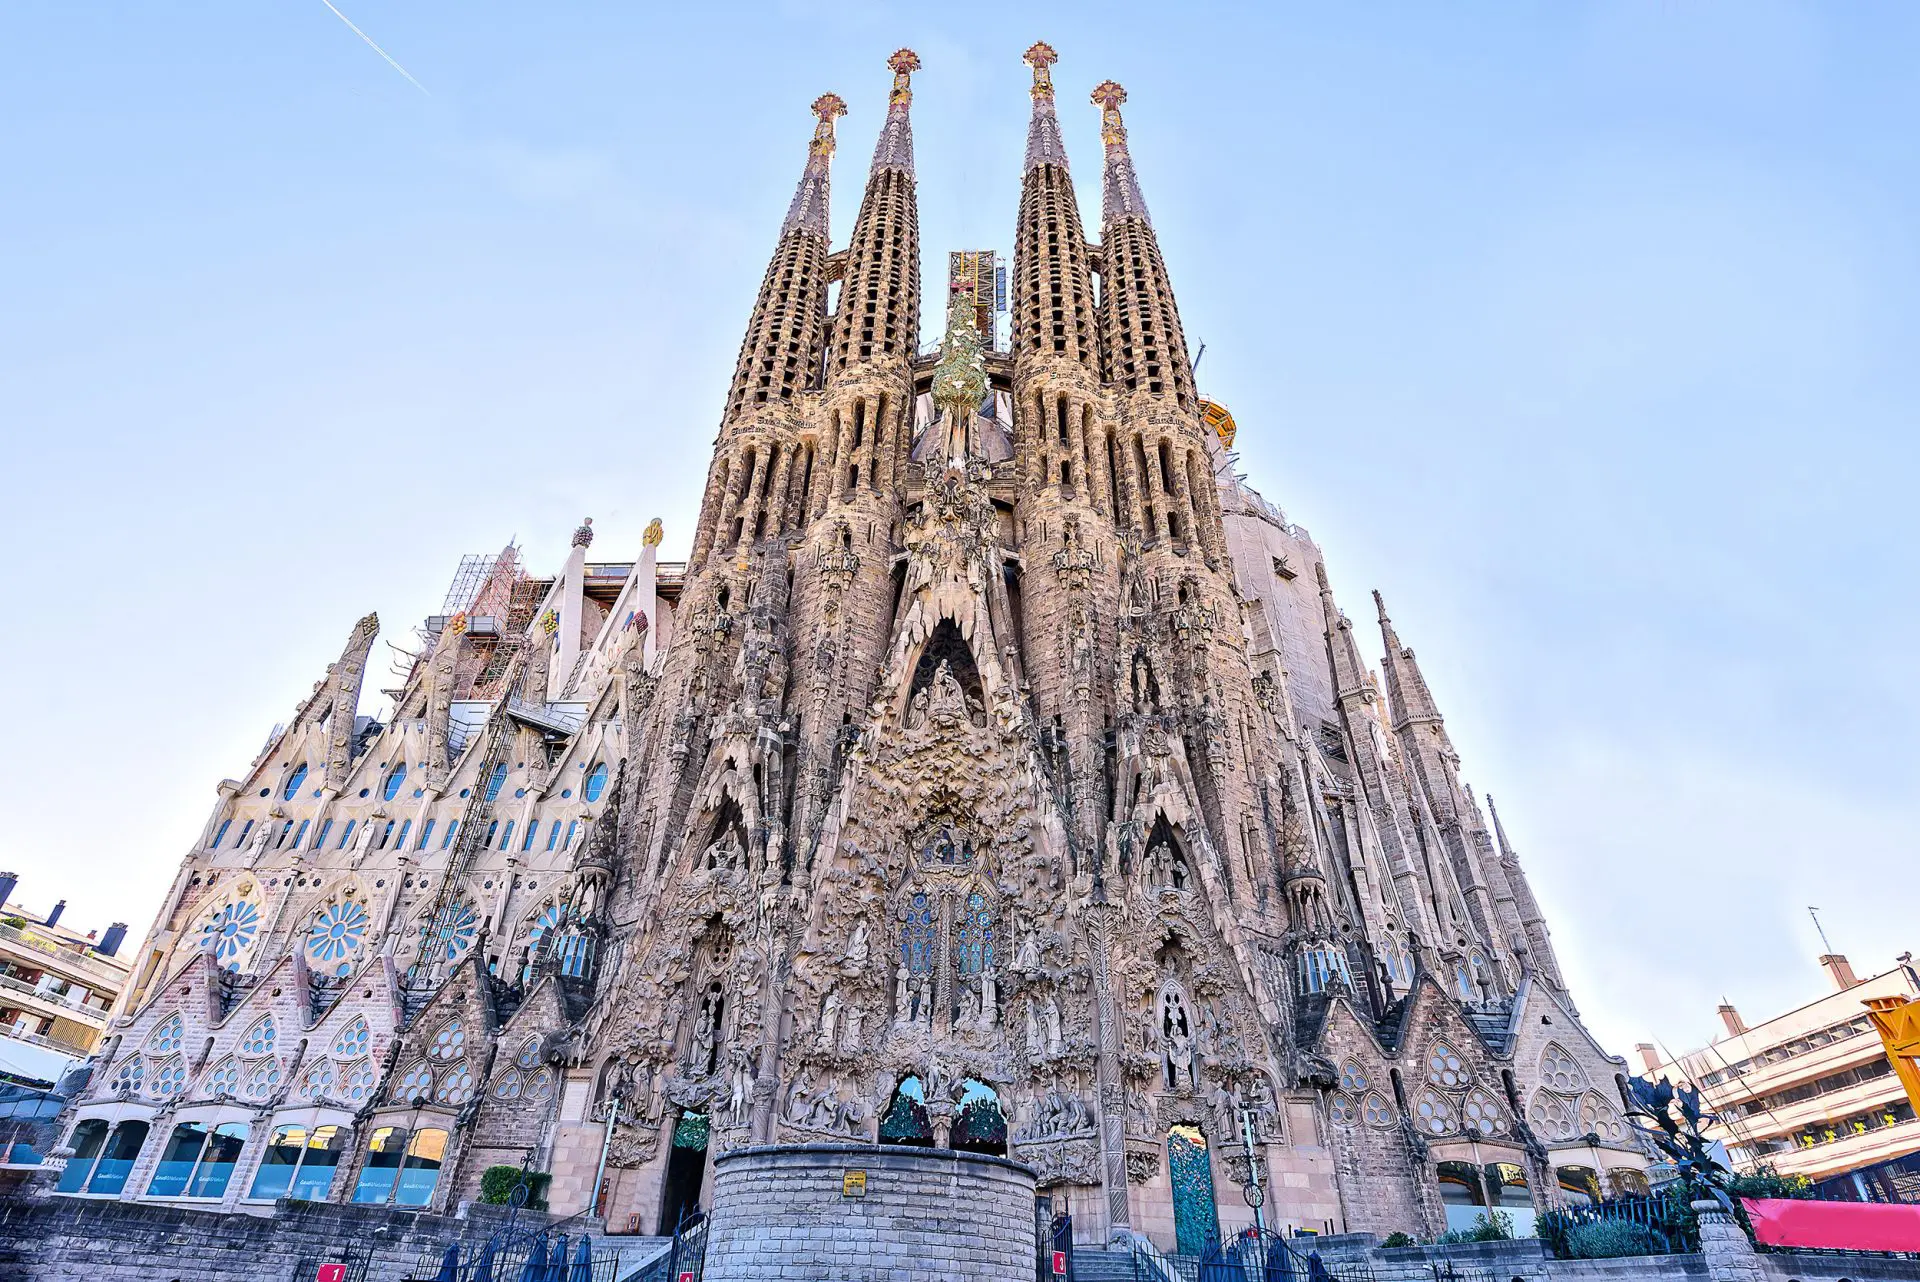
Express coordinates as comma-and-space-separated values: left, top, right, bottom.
705, 1143, 1037, 1281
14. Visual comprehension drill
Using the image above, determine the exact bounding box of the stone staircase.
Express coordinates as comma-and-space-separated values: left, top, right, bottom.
1071, 1246, 1140, 1282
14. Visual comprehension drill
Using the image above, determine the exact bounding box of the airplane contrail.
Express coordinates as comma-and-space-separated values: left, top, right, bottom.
318, 0, 430, 95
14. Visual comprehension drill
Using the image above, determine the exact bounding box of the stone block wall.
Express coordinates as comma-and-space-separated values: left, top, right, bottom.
703, 1143, 1037, 1282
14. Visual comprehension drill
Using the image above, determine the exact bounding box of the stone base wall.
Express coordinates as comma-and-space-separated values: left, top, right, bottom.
704, 1143, 1036, 1282
0, 1194, 660, 1282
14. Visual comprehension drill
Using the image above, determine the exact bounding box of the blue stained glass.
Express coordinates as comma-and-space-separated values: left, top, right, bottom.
484, 763, 508, 802
441, 820, 458, 849
199, 900, 260, 964
282, 764, 308, 801
521, 822, 537, 852
292, 819, 310, 848
901, 893, 935, 975
313, 819, 332, 849
498, 821, 514, 850
382, 764, 407, 802
583, 763, 609, 804
422, 901, 479, 961
308, 900, 371, 965
955, 891, 994, 976
211, 820, 231, 849
336, 819, 356, 850
395, 819, 411, 849
545, 821, 559, 852
416, 818, 435, 850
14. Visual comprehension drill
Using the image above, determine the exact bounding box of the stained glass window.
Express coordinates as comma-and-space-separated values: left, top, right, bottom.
243, 1059, 281, 1100
955, 891, 993, 977
333, 1017, 372, 1060
1464, 1091, 1503, 1136
108, 1055, 145, 1094
1415, 1088, 1457, 1135
342, 1060, 377, 1104
308, 900, 371, 969
205, 1056, 242, 1096
1427, 1042, 1466, 1088
395, 1062, 433, 1104
1363, 1092, 1394, 1127
300, 1059, 337, 1102
901, 893, 935, 975
584, 762, 609, 803
1540, 1043, 1585, 1092
147, 1014, 186, 1054
282, 764, 308, 801
485, 763, 508, 802
239, 1015, 277, 1056
198, 900, 260, 966
382, 764, 407, 802
421, 901, 479, 962
1330, 1094, 1357, 1126
434, 1060, 475, 1105
151, 1057, 188, 1098
493, 1072, 523, 1100
429, 1021, 466, 1060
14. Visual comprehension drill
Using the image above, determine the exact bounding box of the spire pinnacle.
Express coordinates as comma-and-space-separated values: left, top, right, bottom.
782, 93, 845, 236
1023, 42, 1069, 171
1091, 79, 1149, 223
871, 49, 919, 173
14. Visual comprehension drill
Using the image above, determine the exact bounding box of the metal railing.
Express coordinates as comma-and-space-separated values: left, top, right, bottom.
0, 923, 126, 988
1537, 1193, 1698, 1259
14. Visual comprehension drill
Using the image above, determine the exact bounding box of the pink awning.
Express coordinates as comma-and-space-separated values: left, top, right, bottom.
1743, 1197, 1920, 1251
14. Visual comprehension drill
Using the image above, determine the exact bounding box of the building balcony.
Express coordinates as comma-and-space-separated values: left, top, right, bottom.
0, 1022, 94, 1059
0, 923, 127, 991
0, 973, 110, 1027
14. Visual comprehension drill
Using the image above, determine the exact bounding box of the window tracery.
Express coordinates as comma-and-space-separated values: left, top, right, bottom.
308, 899, 371, 971
434, 1060, 475, 1105
108, 1056, 145, 1094
332, 1017, 372, 1060
239, 1015, 277, 1057
342, 1060, 376, 1104
1339, 1061, 1370, 1093
1330, 1094, 1357, 1126
151, 1057, 188, 1099
205, 1056, 242, 1097
1540, 1043, 1587, 1092
1413, 1087, 1455, 1136
243, 1059, 281, 1100
1362, 1092, 1395, 1128
1427, 1042, 1467, 1089
395, 1062, 433, 1104
299, 1059, 337, 1102
1529, 1090, 1579, 1141
1464, 1089, 1504, 1136
1580, 1092, 1626, 1142
429, 1021, 466, 1060
147, 1013, 185, 1054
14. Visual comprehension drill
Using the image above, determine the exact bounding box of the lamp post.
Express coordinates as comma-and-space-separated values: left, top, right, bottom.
1238, 1102, 1267, 1235
589, 1094, 624, 1223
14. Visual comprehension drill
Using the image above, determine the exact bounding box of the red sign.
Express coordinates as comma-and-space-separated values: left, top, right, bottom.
316, 1266, 346, 1282
1052, 1250, 1067, 1276
1744, 1198, 1920, 1252
679, 1273, 694, 1282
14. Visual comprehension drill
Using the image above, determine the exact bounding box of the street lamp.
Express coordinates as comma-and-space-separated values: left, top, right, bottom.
588, 1094, 625, 1223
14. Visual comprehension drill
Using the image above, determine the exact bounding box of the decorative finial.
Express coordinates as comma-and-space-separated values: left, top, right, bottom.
1025, 42, 1058, 98
888, 48, 921, 105
810, 93, 847, 155
572, 516, 595, 548
642, 517, 664, 548
540, 608, 561, 637
1092, 80, 1128, 145
785, 95, 844, 235
1372, 589, 1389, 623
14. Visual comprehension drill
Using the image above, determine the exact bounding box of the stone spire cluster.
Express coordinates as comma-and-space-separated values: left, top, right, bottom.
82, 45, 1633, 1256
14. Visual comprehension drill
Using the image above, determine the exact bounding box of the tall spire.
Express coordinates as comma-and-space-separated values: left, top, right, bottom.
783, 93, 846, 236
1023, 41, 1069, 171
1373, 590, 1444, 731
1091, 80, 1149, 225
871, 48, 919, 174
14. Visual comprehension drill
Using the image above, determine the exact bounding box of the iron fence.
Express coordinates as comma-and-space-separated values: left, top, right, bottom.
1537, 1193, 1698, 1259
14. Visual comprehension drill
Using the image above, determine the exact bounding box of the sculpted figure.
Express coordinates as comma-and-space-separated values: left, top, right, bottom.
1026, 999, 1044, 1059
841, 1004, 864, 1053
844, 921, 870, 972
784, 1071, 815, 1126
1043, 992, 1063, 1054
893, 964, 913, 1023
816, 989, 842, 1051
1014, 931, 1041, 974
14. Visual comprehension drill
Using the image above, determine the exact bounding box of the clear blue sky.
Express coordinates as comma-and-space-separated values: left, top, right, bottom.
2, 2, 1915, 1058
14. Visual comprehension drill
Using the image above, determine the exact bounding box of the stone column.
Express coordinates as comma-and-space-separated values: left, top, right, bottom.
1694, 1199, 1764, 1282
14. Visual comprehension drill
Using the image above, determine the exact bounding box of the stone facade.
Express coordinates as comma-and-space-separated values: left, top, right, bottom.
41, 43, 1649, 1258
702, 1144, 1036, 1281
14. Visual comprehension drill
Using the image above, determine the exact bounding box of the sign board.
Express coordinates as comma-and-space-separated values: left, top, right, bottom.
1052, 1249, 1068, 1276
1242, 1182, 1264, 1209
679, 1273, 695, 1282
316, 1266, 346, 1282
842, 1169, 868, 1197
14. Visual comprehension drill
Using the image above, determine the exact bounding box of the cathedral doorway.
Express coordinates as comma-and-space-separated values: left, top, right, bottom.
656, 1109, 709, 1234
952, 1079, 1007, 1157
1167, 1124, 1219, 1257
878, 1076, 934, 1147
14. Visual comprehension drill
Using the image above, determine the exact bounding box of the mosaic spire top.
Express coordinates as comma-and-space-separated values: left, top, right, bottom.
871, 49, 920, 175
782, 93, 846, 236
1092, 79, 1150, 225
1023, 42, 1069, 172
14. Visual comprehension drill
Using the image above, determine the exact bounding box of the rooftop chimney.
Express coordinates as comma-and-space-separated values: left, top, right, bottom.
43, 899, 64, 928
1635, 1043, 1663, 1075
1718, 1001, 1746, 1037
0, 871, 16, 911
1820, 953, 1858, 991
97, 922, 128, 958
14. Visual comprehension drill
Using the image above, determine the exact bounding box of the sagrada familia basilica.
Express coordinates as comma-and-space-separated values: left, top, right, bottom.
55, 46, 1651, 1251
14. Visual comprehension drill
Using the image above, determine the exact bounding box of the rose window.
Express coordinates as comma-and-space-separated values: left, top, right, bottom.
198, 900, 261, 966
420, 901, 479, 962
307, 900, 371, 969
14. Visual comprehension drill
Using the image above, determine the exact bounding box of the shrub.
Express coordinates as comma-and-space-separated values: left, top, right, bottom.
479, 1165, 550, 1209
1565, 1221, 1662, 1259
1434, 1210, 1514, 1244
1380, 1232, 1416, 1249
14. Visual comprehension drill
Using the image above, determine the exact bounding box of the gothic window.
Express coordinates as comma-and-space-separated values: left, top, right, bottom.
342, 1060, 376, 1104
1455, 964, 1475, 1001
485, 763, 508, 802
151, 1057, 188, 1099
515, 1038, 542, 1070
1298, 945, 1349, 994
198, 898, 261, 968
434, 1060, 475, 1105
147, 1014, 185, 1054
383, 763, 407, 802
879, 1076, 934, 1147
952, 1079, 1007, 1156
1339, 1061, 1370, 1093
332, 1017, 372, 1060
584, 762, 609, 803
395, 1062, 433, 1104
299, 1059, 337, 1102
1427, 1042, 1467, 1089
282, 763, 309, 801
525, 903, 593, 979
1362, 1092, 1395, 1128
204, 1056, 242, 1097
900, 892, 935, 975
1413, 1087, 1456, 1136
1463, 1090, 1504, 1137
1330, 1094, 1358, 1127
243, 1059, 281, 1100
493, 1072, 524, 1100
1580, 1093, 1626, 1143
429, 1021, 466, 1060
1540, 1043, 1587, 1092
954, 891, 994, 976
1529, 1090, 1579, 1142
306, 900, 370, 973
419, 901, 479, 962
525, 1067, 555, 1102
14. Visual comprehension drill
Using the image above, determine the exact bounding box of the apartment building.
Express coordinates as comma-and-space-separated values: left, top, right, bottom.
1641, 953, 1920, 1192
0, 872, 131, 1089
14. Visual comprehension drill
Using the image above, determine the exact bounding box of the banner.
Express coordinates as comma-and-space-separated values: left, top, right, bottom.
1743, 1197, 1920, 1251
